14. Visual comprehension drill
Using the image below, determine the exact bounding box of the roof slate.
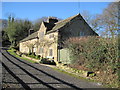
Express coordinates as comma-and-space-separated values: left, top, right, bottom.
20, 13, 98, 42
46, 14, 81, 33
20, 31, 38, 42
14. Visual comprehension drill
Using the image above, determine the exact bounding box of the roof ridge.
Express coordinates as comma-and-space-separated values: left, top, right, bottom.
46, 13, 81, 34
55, 13, 80, 24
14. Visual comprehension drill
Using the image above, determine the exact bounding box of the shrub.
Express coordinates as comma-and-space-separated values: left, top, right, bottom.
39, 58, 56, 65
117, 61, 120, 87
23, 53, 28, 56
66, 36, 119, 87
66, 36, 118, 70
28, 53, 36, 58
26, 53, 41, 60
35, 55, 41, 59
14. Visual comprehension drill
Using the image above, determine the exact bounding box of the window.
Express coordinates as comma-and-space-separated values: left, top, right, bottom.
80, 32, 85, 36
49, 49, 53, 56
40, 48, 43, 54
33, 47, 36, 52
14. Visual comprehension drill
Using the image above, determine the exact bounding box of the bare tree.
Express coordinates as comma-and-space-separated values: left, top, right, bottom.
81, 2, 119, 37
81, 10, 92, 23
96, 2, 118, 37
81, 10, 101, 32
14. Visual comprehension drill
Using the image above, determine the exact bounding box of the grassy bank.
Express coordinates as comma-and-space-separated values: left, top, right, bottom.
7, 49, 37, 63
52, 67, 95, 81
51, 65, 119, 88
51, 66, 107, 87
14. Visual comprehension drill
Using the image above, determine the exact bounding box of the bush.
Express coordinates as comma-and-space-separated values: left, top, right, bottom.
66, 36, 119, 87
66, 36, 118, 70
23, 53, 28, 56
26, 53, 41, 60
27, 53, 36, 58
35, 55, 41, 59
40, 58, 56, 65
117, 61, 120, 87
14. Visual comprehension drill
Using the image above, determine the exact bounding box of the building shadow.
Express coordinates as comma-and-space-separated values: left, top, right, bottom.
3, 50, 83, 90
2, 53, 57, 90
2, 62, 31, 90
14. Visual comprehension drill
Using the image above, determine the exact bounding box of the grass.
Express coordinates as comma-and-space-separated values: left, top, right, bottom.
7, 49, 37, 63
51, 66, 98, 82
51, 66, 116, 88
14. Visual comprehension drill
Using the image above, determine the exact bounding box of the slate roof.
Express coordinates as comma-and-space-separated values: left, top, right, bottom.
46, 14, 81, 34
20, 31, 38, 42
20, 13, 98, 42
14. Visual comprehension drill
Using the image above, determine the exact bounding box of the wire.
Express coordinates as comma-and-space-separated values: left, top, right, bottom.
78, 0, 80, 13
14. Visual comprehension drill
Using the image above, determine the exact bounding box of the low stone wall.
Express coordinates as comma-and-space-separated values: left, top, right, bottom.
56, 64, 95, 78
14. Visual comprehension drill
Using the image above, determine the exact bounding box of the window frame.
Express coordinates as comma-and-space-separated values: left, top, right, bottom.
40, 48, 44, 54
49, 49, 53, 56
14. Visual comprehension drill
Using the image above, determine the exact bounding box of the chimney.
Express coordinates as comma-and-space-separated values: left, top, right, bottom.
29, 29, 34, 35
47, 17, 58, 24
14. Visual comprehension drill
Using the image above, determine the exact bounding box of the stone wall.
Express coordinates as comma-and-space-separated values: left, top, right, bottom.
19, 38, 38, 54
19, 15, 97, 63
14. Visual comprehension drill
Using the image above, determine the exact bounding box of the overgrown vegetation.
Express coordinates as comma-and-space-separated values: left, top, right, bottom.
65, 36, 119, 87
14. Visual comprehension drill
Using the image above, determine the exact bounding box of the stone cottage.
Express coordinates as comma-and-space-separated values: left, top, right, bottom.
19, 13, 98, 63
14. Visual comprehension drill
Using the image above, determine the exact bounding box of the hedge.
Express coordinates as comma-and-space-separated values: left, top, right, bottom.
65, 36, 119, 87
